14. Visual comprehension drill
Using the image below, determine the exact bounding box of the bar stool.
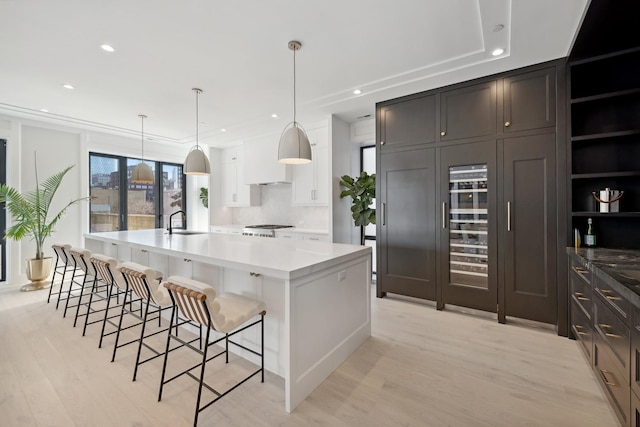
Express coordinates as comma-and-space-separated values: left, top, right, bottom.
63, 248, 96, 326
86, 254, 128, 344
115, 262, 173, 381
48, 243, 73, 308
158, 276, 266, 427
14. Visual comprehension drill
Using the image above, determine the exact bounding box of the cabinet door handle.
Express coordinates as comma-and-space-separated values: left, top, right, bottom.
504, 121, 511, 127
442, 202, 447, 229
440, 131, 446, 136
600, 370, 618, 387
382, 203, 386, 226
141, 249, 148, 253
183, 258, 192, 263
599, 323, 622, 338
250, 272, 261, 277
507, 202, 512, 232
380, 140, 385, 146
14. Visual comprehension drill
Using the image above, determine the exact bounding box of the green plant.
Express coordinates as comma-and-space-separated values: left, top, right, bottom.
0, 158, 91, 260
199, 187, 208, 208
339, 171, 376, 245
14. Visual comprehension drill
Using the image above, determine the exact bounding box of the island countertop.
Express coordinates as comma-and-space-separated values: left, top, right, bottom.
85, 229, 371, 280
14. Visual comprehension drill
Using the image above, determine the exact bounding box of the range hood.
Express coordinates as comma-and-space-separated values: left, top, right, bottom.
243, 137, 293, 185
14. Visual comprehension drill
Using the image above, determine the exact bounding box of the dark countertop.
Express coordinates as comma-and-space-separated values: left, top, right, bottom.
567, 247, 640, 306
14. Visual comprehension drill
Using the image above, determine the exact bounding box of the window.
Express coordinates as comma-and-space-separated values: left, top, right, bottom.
361, 145, 376, 275
89, 153, 185, 232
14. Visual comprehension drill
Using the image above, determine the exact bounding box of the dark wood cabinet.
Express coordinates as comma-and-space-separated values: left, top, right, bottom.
438, 140, 497, 313
501, 133, 557, 323
594, 332, 631, 427
378, 95, 435, 151
503, 67, 556, 133
376, 61, 565, 327
439, 81, 496, 142
632, 392, 640, 427
377, 147, 437, 300
570, 47, 640, 249
631, 306, 640, 401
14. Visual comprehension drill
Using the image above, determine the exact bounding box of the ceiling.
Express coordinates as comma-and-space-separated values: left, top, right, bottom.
0, 0, 589, 148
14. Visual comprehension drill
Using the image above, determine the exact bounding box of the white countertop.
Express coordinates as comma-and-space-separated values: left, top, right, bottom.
85, 229, 369, 280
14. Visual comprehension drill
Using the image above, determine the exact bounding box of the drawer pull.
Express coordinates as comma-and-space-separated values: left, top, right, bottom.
599, 323, 622, 338
574, 292, 589, 301
574, 325, 587, 336
250, 272, 261, 277
573, 267, 588, 274
600, 370, 618, 387
605, 295, 622, 301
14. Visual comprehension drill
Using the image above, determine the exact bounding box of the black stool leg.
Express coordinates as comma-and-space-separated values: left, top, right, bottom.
81, 276, 99, 334
158, 305, 177, 402
111, 285, 130, 362
194, 325, 212, 427
132, 298, 151, 382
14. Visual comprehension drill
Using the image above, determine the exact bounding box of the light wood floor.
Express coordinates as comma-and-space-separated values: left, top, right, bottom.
0, 282, 618, 427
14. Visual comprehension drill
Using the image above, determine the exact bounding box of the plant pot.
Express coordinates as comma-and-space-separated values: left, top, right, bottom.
22, 257, 53, 292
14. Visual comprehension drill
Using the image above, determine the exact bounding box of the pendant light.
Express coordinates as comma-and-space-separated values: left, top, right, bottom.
184, 88, 211, 175
278, 40, 312, 164
131, 114, 154, 183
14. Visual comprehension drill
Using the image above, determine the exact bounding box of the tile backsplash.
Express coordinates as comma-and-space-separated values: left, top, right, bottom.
231, 184, 328, 229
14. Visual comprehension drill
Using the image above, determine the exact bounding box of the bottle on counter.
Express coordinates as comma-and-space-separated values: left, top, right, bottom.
585, 217, 596, 247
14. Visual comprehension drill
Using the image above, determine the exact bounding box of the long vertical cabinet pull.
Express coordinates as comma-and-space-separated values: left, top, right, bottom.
507, 202, 512, 232
382, 203, 386, 226
442, 202, 447, 228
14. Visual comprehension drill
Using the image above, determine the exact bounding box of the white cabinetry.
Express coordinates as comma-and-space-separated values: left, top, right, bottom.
292, 126, 329, 206
243, 134, 292, 184
221, 147, 260, 207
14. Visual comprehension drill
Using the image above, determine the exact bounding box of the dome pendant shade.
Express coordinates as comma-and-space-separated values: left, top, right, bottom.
278, 40, 312, 165
184, 87, 211, 176
278, 123, 312, 164
131, 162, 154, 183
184, 146, 211, 175
132, 114, 154, 183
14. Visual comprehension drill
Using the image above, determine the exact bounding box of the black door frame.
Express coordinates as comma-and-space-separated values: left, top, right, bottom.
1, 139, 6, 282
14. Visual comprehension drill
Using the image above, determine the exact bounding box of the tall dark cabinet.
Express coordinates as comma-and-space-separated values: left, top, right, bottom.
377, 61, 566, 330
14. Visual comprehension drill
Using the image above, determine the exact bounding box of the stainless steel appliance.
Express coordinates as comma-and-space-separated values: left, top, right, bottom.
242, 224, 293, 238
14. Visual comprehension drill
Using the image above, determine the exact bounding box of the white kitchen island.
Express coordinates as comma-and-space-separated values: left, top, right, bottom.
84, 229, 371, 412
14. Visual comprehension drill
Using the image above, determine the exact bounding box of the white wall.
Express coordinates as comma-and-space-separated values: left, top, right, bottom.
0, 114, 195, 285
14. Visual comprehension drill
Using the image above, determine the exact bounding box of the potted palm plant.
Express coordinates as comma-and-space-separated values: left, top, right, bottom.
0, 158, 90, 291
339, 171, 376, 245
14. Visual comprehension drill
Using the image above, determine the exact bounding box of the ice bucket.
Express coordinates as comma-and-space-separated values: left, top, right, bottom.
592, 188, 623, 213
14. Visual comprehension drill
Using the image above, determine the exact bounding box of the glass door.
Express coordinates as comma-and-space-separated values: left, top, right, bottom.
448, 164, 488, 289
126, 159, 157, 230
161, 163, 185, 229
89, 154, 122, 232
439, 141, 497, 313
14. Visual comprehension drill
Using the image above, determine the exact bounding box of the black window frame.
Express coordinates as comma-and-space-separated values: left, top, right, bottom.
1, 139, 6, 282
89, 152, 187, 232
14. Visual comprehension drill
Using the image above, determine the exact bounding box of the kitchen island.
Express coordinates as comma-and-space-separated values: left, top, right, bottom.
85, 229, 372, 412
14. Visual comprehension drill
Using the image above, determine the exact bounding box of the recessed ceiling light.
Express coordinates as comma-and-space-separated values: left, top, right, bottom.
353, 89, 362, 95
63, 84, 74, 90
492, 48, 505, 56
100, 44, 115, 52
40, 108, 49, 113
271, 113, 278, 119
220, 128, 227, 132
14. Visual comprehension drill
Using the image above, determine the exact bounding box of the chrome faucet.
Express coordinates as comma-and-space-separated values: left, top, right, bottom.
168, 210, 185, 234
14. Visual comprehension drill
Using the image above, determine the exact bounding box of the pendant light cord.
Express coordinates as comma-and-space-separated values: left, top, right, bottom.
293, 46, 297, 125
195, 89, 200, 149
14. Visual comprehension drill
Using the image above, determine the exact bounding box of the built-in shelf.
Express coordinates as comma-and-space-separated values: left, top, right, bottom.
570, 45, 640, 66
571, 88, 640, 104
572, 171, 640, 179
572, 212, 640, 217
571, 129, 640, 142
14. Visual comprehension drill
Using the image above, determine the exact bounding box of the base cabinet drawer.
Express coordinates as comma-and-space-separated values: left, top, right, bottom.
595, 295, 631, 375
633, 392, 640, 427
595, 337, 631, 427
571, 300, 593, 362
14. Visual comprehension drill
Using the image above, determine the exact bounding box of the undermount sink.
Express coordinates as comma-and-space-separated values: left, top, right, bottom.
170, 230, 208, 235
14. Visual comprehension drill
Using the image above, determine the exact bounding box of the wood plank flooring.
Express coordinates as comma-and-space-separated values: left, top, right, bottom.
0, 282, 618, 426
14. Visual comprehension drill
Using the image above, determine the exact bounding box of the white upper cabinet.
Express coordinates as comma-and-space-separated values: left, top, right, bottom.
221, 147, 260, 207
243, 134, 292, 184
292, 126, 329, 206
